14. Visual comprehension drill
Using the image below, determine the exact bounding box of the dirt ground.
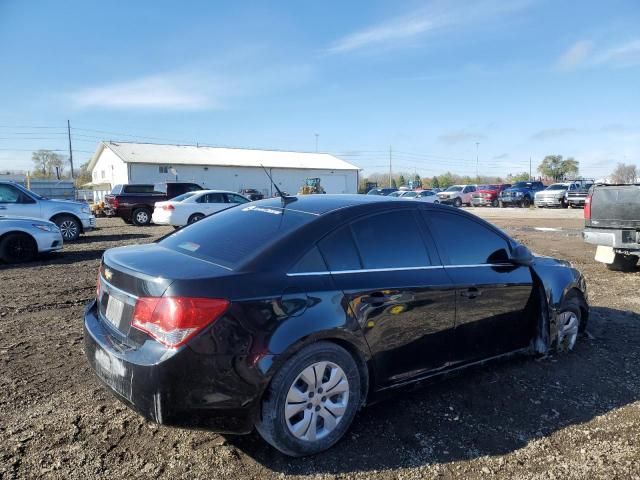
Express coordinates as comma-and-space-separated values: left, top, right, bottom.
1, 209, 639, 480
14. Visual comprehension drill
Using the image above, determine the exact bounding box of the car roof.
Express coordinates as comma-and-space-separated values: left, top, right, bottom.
185, 189, 240, 195
255, 194, 417, 216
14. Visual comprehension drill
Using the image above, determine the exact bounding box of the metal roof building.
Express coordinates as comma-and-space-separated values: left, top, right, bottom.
88, 141, 360, 195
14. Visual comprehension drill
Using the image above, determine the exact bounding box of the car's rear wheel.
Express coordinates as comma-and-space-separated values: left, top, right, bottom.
454, 197, 462, 207
0, 233, 38, 263
255, 342, 361, 457
522, 197, 531, 208
555, 294, 586, 353
54, 215, 81, 241
606, 253, 638, 272
132, 208, 151, 226
188, 213, 205, 224
491, 199, 499, 207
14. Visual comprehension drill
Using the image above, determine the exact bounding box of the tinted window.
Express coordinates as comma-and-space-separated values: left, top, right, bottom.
161, 205, 313, 268
318, 226, 361, 271
291, 246, 327, 273
0, 184, 20, 203
351, 210, 431, 269
226, 194, 250, 204
196, 193, 226, 203
429, 212, 510, 265
123, 184, 156, 193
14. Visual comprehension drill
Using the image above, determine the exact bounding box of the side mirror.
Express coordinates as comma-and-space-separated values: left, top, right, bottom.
510, 244, 533, 266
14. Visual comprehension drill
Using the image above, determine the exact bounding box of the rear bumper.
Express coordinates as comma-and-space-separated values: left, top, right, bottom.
83, 300, 262, 434
583, 228, 640, 251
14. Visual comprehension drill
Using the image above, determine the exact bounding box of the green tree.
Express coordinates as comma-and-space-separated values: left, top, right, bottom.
438, 171, 455, 188
537, 155, 579, 181
431, 176, 440, 188
75, 161, 92, 187
398, 174, 406, 187
391, 178, 397, 188
506, 172, 531, 182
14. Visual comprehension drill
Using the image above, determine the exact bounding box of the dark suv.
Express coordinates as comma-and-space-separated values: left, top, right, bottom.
239, 188, 265, 201
499, 181, 545, 208
105, 182, 202, 225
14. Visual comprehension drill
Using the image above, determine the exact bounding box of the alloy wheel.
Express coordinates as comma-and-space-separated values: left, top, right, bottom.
6, 235, 37, 261
136, 211, 149, 224
556, 311, 579, 352
59, 220, 78, 240
285, 361, 349, 442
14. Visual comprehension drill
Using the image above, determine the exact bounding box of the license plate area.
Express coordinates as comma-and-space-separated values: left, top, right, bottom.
106, 296, 125, 328
98, 277, 137, 335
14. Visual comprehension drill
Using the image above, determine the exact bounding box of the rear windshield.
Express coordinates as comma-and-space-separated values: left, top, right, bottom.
546, 184, 568, 190
122, 184, 158, 194
159, 204, 315, 268
171, 192, 197, 202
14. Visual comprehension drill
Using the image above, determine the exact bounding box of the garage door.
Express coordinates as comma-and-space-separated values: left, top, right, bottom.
319, 175, 347, 194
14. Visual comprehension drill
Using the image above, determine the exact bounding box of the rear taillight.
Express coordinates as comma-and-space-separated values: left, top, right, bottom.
162, 204, 175, 210
111, 197, 119, 209
131, 297, 229, 347
584, 194, 592, 220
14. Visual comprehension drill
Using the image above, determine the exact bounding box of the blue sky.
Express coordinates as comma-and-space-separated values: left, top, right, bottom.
1, 0, 639, 179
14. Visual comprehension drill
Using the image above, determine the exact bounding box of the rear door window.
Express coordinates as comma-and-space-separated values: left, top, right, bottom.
351, 210, 431, 269
427, 212, 510, 265
318, 226, 361, 271
198, 193, 226, 203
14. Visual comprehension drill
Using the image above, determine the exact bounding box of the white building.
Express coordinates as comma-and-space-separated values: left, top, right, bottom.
87, 141, 360, 198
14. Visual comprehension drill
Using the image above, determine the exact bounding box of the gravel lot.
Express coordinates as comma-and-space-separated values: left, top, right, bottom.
1, 208, 639, 479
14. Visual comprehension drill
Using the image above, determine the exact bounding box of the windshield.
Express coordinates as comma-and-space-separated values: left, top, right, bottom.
512, 182, 532, 189
546, 184, 568, 190
160, 204, 315, 269
446, 186, 463, 192
171, 192, 197, 202
402, 191, 417, 197
388, 191, 403, 197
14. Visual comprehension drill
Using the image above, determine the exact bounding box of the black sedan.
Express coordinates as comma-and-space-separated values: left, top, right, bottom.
84, 195, 588, 457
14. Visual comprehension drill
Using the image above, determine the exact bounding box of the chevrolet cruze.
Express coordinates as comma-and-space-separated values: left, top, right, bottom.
84, 195, 588, 456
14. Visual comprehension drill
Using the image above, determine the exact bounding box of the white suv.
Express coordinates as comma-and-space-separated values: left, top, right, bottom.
0, 181, 96, 241
436, 185, 476, 207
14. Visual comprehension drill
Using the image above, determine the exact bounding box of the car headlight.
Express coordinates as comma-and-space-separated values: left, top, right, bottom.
515, 191, 523, 197
81, 206, 91, 214
33, 223, 58, 232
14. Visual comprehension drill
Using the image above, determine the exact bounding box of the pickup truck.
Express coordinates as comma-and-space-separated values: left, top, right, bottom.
0, 180, 95, 241
566, 182, 594, 208
499, 181, 546, 208
583, 183, 640, 271
104, 182, 202, 225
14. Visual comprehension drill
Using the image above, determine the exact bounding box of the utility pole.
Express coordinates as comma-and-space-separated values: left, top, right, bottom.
475, 142, 480, 179
67, 120, 75, 179
389, 145, 393, 188
315, 133, 319, 153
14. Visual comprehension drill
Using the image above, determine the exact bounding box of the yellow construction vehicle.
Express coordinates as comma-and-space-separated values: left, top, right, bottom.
298, 178, 326, 195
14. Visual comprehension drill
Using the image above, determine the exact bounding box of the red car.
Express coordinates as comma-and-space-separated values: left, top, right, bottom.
471, 184, 512, 207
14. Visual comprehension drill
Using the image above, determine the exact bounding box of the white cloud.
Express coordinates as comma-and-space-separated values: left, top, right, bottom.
326, 0, 535, 55
71, 73, 220, 110
595, 39, 640, 68
556, 40, 593, 70
556, 39, 640, 71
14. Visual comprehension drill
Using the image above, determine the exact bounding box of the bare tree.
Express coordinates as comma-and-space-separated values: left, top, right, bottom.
610, 163, 638, 184
31, 150, 66, 178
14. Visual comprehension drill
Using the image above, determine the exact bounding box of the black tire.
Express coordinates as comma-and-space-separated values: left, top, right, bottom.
255, 342, 361, 457
491, 199, 499, 207
53, 215, 81, 241
433, 200, 439, 204
561, 199, 568, 209
522, 197, 531, 208
453, 197, 462, 208
132, 208, 151, 226
0, 233, 38, 263
554, 293, 586, 353
188, 213, 205, 224
606, 253, 638, 272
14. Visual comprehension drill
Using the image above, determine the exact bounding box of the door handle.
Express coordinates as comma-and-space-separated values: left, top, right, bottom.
460, 288, 481, 299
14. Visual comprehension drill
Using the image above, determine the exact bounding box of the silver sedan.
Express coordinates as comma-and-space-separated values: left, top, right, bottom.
0, 216, 63, 263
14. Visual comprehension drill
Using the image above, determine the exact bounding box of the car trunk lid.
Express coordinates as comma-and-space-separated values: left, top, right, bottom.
97, 244, 233, 345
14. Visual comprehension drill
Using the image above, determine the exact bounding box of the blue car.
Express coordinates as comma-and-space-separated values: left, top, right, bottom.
499, 181, 546, 208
